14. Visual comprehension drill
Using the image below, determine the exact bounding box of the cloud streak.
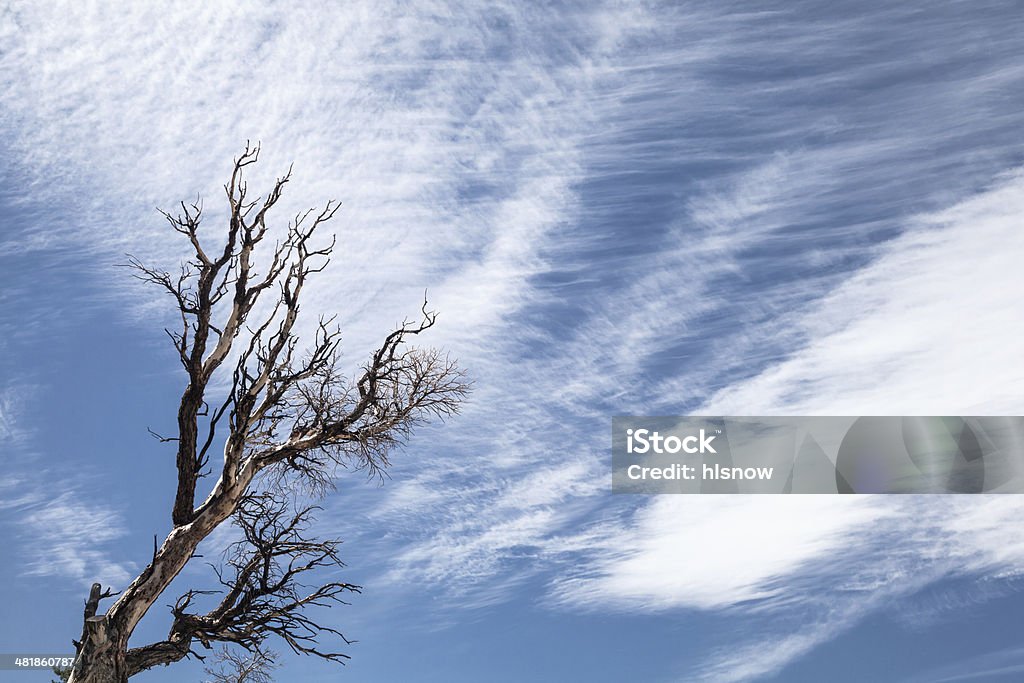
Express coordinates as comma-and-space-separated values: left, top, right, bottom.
19, 492, 133, 588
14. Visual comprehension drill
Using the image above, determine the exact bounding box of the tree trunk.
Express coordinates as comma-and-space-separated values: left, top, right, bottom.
67, 480, 250, 683
69, 635, 127, 683
68, 589, 128, 683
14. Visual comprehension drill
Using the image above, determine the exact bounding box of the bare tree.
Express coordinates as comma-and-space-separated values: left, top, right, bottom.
67, 144, 469, 683
203, 646, 277, 683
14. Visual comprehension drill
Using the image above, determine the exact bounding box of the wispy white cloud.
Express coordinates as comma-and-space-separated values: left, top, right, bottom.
0, 383, 29, 445
551, 495, 1024, 682
19, 492, 133, 588
551, 496, 892, 611
702, 170, 1024, 416
0, 0, 645, 353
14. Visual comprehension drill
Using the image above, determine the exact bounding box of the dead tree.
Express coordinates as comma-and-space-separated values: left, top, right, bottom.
67, 144, 469, 683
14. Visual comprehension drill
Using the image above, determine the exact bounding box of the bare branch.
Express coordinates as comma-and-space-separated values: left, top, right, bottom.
127, 495, 358, 675
203, 646, 277, 683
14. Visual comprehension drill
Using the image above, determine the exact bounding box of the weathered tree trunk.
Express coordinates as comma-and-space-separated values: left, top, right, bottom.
68, 585, 129, 683
67, 484, 248, 683
69, 632, 126, 683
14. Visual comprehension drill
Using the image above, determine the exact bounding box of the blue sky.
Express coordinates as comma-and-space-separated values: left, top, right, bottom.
2, 1, 1024, 681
